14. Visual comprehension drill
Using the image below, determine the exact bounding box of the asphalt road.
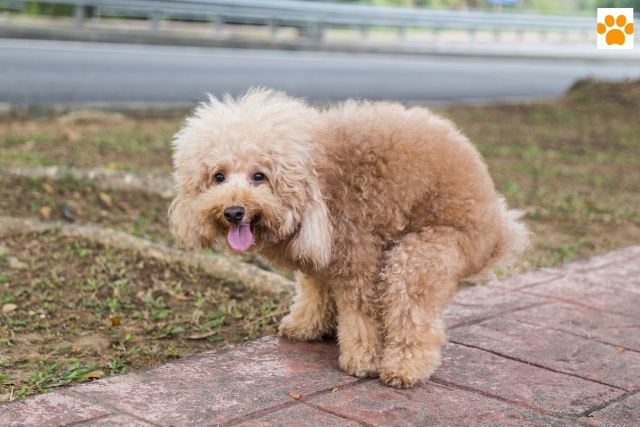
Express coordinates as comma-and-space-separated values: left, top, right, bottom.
2, 38, 640, 105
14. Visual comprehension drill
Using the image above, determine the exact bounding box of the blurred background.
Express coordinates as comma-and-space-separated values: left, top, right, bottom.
0, 0, 639, 104
1, 0, 640, 402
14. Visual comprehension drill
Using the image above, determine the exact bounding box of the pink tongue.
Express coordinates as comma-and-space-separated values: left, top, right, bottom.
227, 223, 252, 252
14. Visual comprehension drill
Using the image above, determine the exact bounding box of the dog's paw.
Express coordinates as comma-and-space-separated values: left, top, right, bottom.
379, 348, 440, 388
379, 368, 420, 388
338, 351, 379, 378
278, 314, 325, 342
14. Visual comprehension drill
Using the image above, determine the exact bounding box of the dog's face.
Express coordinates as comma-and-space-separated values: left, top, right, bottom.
192, 148, 300, 253
169, 89, 332, 269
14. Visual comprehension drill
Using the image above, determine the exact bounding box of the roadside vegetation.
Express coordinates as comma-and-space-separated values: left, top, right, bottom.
1, 78, 639, 401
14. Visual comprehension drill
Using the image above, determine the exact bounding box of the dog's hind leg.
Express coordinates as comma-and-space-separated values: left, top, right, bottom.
379, 226, 468, 388
279, 273, 337, 341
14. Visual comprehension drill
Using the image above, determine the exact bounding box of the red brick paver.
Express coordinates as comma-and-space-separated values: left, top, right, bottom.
70, 338, 358, 427
2, 393, 111, 427
1, 245, 639, 426
583, 392, 640, 427
432, 343, 624, 416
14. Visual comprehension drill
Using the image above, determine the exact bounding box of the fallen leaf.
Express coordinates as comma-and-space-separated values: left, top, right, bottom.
331, 387, 340, 393
617, 347, 625, 352
288, 390, 302, 400
81, 371, 104, 379
152, 280, 166, 292
71, 346, 82, 352
173, 293, 190, 300
20, 140, 34, 151
187, 331, 217, 340
110, 317, 121, 327
25, 240, 41, 251
0, 393, 10, 403
40, 206, 52, 220
98, 193, 112, 208
42, 183, 54, 194
7, 257, 28, 270
118, 201, 130, 213
2, 303, 17, 314
107, 163, 117, 170
64, 129, 81, 141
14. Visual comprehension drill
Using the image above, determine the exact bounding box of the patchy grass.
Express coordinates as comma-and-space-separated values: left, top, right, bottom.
0, 231, 291, 401
0, 114, 177, 172
439, 78, 640, 268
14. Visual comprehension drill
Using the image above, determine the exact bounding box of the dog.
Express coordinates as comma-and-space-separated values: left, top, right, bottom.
169, 88, 530, 388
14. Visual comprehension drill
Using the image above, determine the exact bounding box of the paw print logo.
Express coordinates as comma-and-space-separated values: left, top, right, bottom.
597, 8, 634, 49
598, 15, 634, 45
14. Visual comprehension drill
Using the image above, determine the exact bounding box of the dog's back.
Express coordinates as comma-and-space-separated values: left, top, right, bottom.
315, 100, 530, 279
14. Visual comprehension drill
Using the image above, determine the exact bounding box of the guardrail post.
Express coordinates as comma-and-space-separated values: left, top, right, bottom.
74, 3, 84, 28
151, 10, 161, 32
361, 24, 369, 40
214, 15, 224, 37
270, 18, 278, 41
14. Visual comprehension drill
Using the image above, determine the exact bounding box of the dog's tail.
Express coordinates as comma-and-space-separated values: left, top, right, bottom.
494, 198, 532, 271
464, 198, 532, 285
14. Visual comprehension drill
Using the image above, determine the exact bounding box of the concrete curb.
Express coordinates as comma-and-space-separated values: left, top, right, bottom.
0, 215, 295, 295
7, 166, 175, 199
0, 101, 195, 121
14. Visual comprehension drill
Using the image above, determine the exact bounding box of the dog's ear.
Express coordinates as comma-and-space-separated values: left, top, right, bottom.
169, 192, 213, 250
288, 177, 332, 270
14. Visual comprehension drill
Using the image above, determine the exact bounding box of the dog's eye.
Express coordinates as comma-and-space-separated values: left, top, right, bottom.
214, 173, 225, 183
252, 173, 265, 182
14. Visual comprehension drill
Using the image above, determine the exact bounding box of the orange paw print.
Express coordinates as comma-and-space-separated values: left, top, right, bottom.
598, 15, 634, 45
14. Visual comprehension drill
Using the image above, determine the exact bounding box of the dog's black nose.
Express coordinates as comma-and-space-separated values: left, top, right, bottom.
224, 206, 245, 224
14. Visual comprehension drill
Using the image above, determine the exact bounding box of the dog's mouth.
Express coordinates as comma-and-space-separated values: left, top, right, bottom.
226, 218, 257, 252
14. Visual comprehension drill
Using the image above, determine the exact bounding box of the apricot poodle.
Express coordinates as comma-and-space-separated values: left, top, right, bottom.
169, 88, 530, 388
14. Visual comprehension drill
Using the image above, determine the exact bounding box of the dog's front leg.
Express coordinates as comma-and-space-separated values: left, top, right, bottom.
333, 278, 383, 378
279, 273, 337, 341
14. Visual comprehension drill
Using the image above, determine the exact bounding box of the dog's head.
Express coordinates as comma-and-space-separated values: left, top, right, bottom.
169, 88, 332, 269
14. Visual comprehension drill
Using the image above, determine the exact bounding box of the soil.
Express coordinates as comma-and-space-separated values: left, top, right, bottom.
0, 231, 291, 401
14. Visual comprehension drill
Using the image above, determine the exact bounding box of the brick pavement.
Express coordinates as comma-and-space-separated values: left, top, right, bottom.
2, 245, 639, 426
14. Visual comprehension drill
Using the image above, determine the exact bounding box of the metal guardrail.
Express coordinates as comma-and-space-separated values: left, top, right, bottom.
2, 0, 636, 41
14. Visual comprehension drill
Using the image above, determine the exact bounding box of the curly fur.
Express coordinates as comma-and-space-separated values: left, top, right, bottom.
170, 88, 531, 388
